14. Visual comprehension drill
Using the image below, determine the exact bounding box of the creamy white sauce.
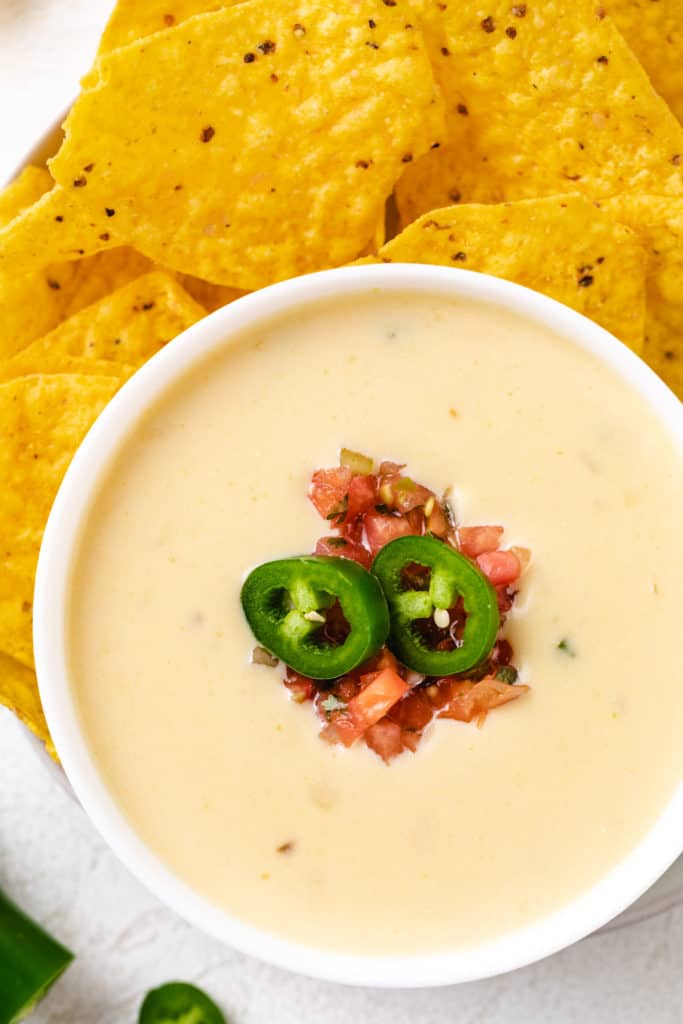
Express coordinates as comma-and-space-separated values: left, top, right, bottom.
69, 293, 683, 955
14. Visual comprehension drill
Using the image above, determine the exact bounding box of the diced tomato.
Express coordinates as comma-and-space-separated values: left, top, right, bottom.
346, 473, 377, 522
438, 677, 529, 724
364, 719, 404, 763
378, 473, 435, 514
283, 671, 315, 703
359, 647, 401, 676
476, 549, 521, 587
400, 729, 422, 752
309, 467, 353, 520
327, 668, 409, 747
457, 525, 503, 558
364, 512, 416, 555
314, 536, 372, 568
388, 689, 433, 732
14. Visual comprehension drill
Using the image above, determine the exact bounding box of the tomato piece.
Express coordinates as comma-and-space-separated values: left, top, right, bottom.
284, 670, 315, 703
358, 647, 401, 676
346, 473, 378, 522
364, 719, 404, 763
378, 473, 435, 514
476, 549, 521, 587
457, 525, 503, 558
326, 667, 409, 747
438, 677, 529, 723
314, 536, 372, 568
364, 513, 416, 555
388, 689, 433, 732
309, 467, 353, 520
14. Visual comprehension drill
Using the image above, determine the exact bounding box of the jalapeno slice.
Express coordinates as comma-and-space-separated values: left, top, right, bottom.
241, 555, 390, 679
0, 887, 74, 1024
371, 535, 499, 675
138, 981, 226, 1024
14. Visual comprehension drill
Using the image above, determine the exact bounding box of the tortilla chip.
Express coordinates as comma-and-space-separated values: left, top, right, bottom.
396, 0, 683, 224
99, 0, 231, 52
0, 166, 52, 228
0, 354, 131, 385
4, 272, 205, 375
600, 195, 683, 398
367, 196, 646, 351
41, 0, 443, 289
0, 375, 120, 670
605, 0, 683, 124
0, 651, 55, 756
178, 274, 245, 312
0, 168, 155, 356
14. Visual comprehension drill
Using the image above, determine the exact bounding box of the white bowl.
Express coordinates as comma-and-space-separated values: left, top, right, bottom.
32, 263, 683, 987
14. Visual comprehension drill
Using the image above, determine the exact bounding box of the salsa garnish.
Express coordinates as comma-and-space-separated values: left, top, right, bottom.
243, 451, 530, 762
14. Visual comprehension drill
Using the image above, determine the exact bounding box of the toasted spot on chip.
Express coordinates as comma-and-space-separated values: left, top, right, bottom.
396, 0, 683, 223
0, 375, 120, 670
363, 195, 646, 352
45, 0, 443, 289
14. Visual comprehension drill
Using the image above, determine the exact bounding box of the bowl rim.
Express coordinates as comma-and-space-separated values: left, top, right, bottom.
34, 263, 683, 988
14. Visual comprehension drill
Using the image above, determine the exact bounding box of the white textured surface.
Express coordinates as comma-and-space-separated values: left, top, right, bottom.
1, 2, 683, 1020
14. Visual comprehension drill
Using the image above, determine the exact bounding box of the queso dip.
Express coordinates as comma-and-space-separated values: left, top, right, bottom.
68, 292, 683, 955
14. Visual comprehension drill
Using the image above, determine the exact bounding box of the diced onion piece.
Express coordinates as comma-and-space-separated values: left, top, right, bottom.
340, 448, 374, 475
252, 646, 279, 667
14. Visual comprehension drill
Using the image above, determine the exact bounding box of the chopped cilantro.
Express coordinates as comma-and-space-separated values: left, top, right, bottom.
495, 665, 518, 684
321, 694, 347, 719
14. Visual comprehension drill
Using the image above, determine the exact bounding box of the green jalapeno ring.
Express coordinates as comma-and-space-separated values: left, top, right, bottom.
241, 555, 390, 679
371, 535, 500, 676
138, 981, 226, 1024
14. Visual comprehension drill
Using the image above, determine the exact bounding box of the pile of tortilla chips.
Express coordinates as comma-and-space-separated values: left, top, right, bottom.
0, 0, 681, 754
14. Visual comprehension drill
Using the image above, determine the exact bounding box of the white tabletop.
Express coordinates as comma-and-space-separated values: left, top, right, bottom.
1, 2, 683, 1020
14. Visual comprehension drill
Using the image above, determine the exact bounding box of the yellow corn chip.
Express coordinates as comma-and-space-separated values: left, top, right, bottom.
0, 651, 55, 756
178, 274, 245, 312
605, 0, 683, 124
5, 272, 205, 373
0, 354, 131, 386
99, 0, 232, 52
600, 195, 683, 399
396, 0, 683, 224
0, 375, 120, 670
39, 0, 443, 289
0, 166, 52, 228
0, 185, 122, 272
367, 196, 646, 351
0, 170, 158, 355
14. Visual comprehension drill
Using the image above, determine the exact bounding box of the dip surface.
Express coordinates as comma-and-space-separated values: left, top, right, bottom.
68, 292, 683, 955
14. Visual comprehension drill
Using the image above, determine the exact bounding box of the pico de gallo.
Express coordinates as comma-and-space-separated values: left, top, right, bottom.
241, 449, 530, 763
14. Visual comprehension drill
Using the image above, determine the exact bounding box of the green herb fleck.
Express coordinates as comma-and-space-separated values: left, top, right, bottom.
321, 694, 347, 720
326, 494, 348, 523
495, 665, 518, 684
557, 637, 576, 657
326, 537, 348, 548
